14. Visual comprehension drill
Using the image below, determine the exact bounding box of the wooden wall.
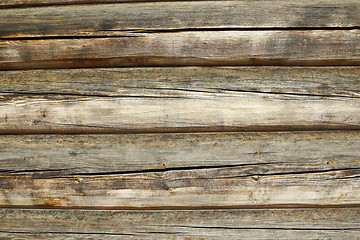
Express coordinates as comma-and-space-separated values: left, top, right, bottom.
1, 0, 360, 239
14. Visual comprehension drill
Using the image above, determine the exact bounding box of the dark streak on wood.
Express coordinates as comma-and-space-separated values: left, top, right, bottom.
1, 1, 360, 37
1, 30, 360, 69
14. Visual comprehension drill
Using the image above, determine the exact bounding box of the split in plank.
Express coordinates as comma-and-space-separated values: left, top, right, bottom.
0, 131, 359, 175
0, 131, 360, 207
1, 30, 360, 70
1, 66, 360, 97
1, 208, 360, 239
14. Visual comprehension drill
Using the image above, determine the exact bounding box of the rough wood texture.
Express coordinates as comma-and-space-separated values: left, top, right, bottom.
2, 67, 360, 97
2, 169, 358, 207
0, 0, 165, 8
1, 1, 360, 37
2, 1, 360, 235
1, 67, 360, 133
1, 208, 360, 239
0, 131, 359, 208
0, 131, 359, 175
1, 30, 360, 70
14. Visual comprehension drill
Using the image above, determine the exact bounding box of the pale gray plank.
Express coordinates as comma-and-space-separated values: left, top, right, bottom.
1, 90, 359, 133
0, 208, 359, 239
0, 131, 359, 174
1, 66, 360, 133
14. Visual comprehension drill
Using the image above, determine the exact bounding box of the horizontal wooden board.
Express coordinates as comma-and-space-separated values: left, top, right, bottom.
1, 1, 360, 37
2, 168, 359, 207
1, 67, 360, 133
1, 30, 360, 70
0, 131, 359, 175
1, 208, 360, 239
0, 131, 360, 207
2, 67, 360, 98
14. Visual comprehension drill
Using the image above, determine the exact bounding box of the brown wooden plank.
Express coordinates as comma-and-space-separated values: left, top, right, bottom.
2, 168, 359, 207
1, 67, 360, 133
1, 67, 360, 98
1, 30, 360, 70
0, 208, 360, 239
1, 1, 359, 37
0, 131, 359, 207
0, 131, 359, 175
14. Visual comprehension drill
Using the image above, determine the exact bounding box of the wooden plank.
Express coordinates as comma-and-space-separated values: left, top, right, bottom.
1, 67, 360, 133
2, 67, 360, 98
2, 168, 359, 207
1, 1, 360, 37
1, 208, 360, 239
1, 30, 360, 70
0, 131, 359, 207
2, 66, 360, 97
0, 131, 359, 175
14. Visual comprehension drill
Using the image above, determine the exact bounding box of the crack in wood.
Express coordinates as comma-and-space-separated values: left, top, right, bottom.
210, 167, 360, 180
0, 230, 138, 236
2, 27, 360, 41
0, 91, 188, 99
151, 225, 360, 231
40, 162, 284, 177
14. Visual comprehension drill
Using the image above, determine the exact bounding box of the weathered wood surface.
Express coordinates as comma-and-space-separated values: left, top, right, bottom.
0, 131, 359, 175
1, 67, 360, 133
1, 208, 360, 239
2, 67, 360, 97
1, 1, 360, 37
2, 30, 360, 70
0, 0, 169, 8
1, 1, 360, 236
1, 159, 359, 207
0, 131, 359, 207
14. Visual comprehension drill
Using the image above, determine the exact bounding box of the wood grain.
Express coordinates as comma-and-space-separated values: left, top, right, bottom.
0, 131, 359, 175
0, 131, 359, 208
1, 208, 360, 239
1, 1, 360, 37
2, 0, 360, 237
2, 67, 360, 98
2, 168, 359, 207
1, 67, 360, 133
0, 0, 167, 8
1, 30, 360, 70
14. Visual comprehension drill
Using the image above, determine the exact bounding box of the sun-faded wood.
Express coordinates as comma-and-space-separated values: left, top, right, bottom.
0, 131, 359, 175
0, 144, 360, 207
0, 208, 360, 239
1, 1, 360, 37
2, 30, 360, 70
1, 67, 360, 133
1, 67, 360, 98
